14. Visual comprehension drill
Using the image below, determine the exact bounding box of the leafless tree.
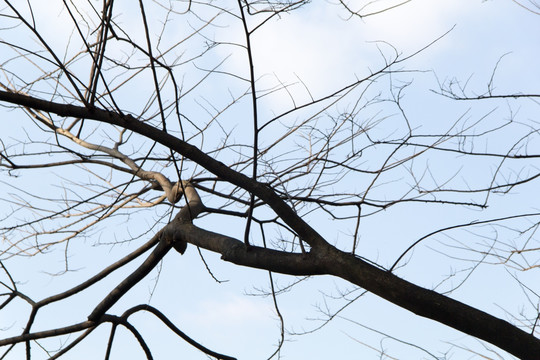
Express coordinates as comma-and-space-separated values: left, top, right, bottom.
0, 0, 539, 359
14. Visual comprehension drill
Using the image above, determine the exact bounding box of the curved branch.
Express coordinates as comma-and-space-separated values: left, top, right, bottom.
23, 106, 182, 204
0, 90, 329, 250
2, 90, 540, 360
119, 319, 153, 360
122, 305, 236, 360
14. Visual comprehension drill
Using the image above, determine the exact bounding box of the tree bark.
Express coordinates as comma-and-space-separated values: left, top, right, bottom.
1, 90, 540, 359
321, 247, 540, 360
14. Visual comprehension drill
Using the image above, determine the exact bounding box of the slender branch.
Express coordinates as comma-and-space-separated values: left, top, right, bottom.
87, 233, 174, 322
237, 0, 259, 247
0, 89, 329, 250
122, 305, 236, 360
0, 321, 95, 346
2, 89, 540, 360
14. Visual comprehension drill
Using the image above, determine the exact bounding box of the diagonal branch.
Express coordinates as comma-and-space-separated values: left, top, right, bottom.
0, 321, 95, 346
2, 90, 540, 359
87, 182, 203, 322
0, 89, 329, 250
87, 234, 173, 322
24, 107, 182, 204
177, 223, 325, 275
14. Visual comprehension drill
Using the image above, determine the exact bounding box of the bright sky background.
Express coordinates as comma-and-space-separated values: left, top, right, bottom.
1, 0, 540, 359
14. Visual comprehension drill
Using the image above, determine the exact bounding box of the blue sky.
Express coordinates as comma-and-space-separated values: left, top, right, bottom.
1, 0, 540, 359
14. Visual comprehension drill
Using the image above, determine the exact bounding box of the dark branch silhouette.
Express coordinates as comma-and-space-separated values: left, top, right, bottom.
0, 1, 539, 359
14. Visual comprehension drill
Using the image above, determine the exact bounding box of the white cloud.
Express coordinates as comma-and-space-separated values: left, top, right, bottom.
217, 0, 466, 101
250, 5, 370, 97
360, 0, 462, 51
180, 293, 274, 327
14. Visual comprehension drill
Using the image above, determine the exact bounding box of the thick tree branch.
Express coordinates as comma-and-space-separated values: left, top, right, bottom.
2, 90, 540, 359
0, 90, 328, 250
322, 247, 540, 360
175, 223, 540, 359
177, 224, 326, 275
